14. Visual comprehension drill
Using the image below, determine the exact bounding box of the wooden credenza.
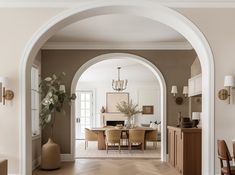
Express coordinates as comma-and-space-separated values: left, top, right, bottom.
167, 126, 201, 175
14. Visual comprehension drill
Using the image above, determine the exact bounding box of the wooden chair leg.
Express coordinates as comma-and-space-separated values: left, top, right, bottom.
119, 143, 121, 153
85, 140, 87, 150
106, 143, 108, 154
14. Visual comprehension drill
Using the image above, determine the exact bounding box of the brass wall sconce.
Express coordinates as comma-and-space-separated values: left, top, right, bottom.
218, 75, 234, 104
0, 77, 14, 105
171, 85, 188, 105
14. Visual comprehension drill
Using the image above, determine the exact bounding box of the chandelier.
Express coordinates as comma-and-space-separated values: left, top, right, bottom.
112, 67, 128, 91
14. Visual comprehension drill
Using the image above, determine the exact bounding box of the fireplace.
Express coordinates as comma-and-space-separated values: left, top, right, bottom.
106, 120, 125, 126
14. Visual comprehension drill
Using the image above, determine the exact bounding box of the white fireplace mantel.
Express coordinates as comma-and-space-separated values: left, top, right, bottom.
100, 113, 128, 126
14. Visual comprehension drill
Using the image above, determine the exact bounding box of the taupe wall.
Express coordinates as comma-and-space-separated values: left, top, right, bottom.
41, 49, 196, 153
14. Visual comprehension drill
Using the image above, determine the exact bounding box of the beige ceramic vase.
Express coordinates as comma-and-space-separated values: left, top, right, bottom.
41, 138, 61, 170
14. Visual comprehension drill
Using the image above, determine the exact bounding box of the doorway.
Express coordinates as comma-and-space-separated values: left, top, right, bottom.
20, 2, 214, 174
76, 90, 94, 140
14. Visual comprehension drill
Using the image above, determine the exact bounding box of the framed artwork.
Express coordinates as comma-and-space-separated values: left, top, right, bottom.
106, 92, 129, 113
142, 105, 154, 115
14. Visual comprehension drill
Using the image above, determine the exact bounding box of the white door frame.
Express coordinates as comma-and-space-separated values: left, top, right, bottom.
75, 90, 95, 140
20, 1, 214, 175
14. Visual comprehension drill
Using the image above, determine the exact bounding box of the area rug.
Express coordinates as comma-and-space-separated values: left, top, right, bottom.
75, 140, 161, 159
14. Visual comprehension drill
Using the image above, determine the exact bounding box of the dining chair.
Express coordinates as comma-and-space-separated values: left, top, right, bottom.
217, 140, 235, 175
128, 129, 145, 151
85, 128, 98, 150
145, 129, 158, 149
105, 129, 122, 153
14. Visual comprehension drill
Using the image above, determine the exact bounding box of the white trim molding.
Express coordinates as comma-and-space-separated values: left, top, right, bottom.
42, 41, 193, 50
1, 1, 235, 8
20, 1, 214, 175
32, 156, 41, 170
60, 154, 74, 162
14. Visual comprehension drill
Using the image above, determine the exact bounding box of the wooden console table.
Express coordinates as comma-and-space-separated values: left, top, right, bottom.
167, 126, 201, 175
0, 159, 7, 175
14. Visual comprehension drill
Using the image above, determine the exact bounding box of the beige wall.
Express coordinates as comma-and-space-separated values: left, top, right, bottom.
0, 7, 235, 174
0, 8, 65, 174
41, 50, 195, 153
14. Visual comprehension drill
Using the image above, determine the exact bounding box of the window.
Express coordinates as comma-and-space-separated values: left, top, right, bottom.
31, 66, 40, 137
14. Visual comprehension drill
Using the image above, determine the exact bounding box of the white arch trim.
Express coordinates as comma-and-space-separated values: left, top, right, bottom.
70, 53, 167, 161
20, 1, 214, 175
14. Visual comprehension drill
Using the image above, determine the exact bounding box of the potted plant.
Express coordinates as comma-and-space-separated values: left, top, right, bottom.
39, 72, 76, 170
116, 100, 142, 128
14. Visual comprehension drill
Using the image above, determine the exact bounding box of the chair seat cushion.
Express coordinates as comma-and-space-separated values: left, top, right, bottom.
222, 166, 235, 174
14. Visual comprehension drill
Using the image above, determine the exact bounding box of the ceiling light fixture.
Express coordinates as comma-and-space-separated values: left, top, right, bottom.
112, 67, 128, 92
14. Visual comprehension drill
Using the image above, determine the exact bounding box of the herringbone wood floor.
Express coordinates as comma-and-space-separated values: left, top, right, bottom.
33, 159, 180, 175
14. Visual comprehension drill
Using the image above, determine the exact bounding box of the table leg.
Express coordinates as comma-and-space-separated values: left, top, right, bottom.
97, 131, 106, 150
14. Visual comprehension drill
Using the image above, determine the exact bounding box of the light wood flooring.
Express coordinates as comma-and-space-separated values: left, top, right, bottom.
33, 159, 180, 175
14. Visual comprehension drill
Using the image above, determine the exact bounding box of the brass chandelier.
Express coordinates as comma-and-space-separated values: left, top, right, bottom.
112, 67, 128, 92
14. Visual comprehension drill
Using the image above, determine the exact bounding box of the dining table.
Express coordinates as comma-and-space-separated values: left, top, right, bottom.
90, 126, 157, 150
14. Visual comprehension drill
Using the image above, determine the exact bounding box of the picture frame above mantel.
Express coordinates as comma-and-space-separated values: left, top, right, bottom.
106, 92, 129, 113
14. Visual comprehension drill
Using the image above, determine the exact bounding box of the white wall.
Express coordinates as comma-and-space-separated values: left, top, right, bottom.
77, 81, 160, 127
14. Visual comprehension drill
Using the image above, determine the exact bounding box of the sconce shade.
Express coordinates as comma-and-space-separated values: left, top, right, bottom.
192, 112, 201, 120
59, 85, 66, 93
171, 85, 178, 94
224, 75, 235, 87
183, 86, 188, 95
0, 76, 9, 87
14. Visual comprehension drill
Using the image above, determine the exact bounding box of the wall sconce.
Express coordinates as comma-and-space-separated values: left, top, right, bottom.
171, 85, 188, 105
218, 75, 234, 104
0, 76, 14, 105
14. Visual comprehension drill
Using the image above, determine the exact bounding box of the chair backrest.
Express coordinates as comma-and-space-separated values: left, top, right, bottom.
146, 130, 158, 141
217, 140, 232, 161
129, 129, 145, 143
85, 128, 97, 141
105, 129, 122, 143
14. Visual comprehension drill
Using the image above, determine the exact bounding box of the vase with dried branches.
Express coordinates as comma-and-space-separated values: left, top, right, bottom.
116, 100, 142, 128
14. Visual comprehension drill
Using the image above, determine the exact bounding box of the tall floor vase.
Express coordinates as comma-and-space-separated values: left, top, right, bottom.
41, 138, 61, 170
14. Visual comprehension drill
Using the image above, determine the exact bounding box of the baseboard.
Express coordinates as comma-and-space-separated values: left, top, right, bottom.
60, 154, 74, 162
32, 156, 41, 170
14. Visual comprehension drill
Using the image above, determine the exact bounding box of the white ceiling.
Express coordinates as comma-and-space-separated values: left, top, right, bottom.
48, 14, 186, 43
79, 58, 158, 83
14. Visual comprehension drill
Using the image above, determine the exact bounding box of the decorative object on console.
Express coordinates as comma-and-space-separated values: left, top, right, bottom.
176, 112, 182, 127
181, 117, 193, 128
192, 112, 201, 128
100, 106, 105, 113
39, 72, 76, 170
218, 75, 235, 104
142, 105, 154, 114
0, 76, 14, 105
171, 85, 188, 105
112, 67, 128, 92
116, 100, 142, 128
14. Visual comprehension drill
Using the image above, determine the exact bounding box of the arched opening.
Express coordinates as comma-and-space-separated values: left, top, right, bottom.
70, 53, 167, 160
20, 1, 214, 174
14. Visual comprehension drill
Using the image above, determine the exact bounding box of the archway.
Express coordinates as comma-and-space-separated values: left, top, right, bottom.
70, 53, 167, 160
20, 1, 214, 174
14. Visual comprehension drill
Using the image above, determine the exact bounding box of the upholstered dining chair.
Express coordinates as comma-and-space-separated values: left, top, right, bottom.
217, 140, 235, 175
85, 128, 98, 150
105, 129, 122, 153
145, 129, 158, 149
128, 129, 145, 151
